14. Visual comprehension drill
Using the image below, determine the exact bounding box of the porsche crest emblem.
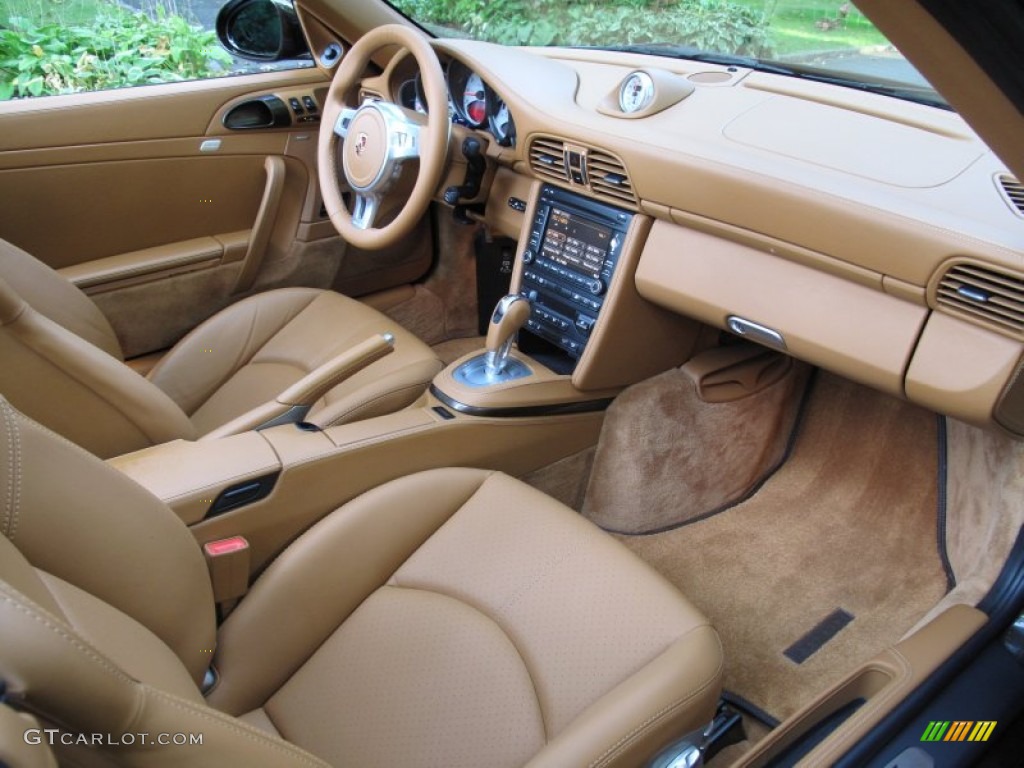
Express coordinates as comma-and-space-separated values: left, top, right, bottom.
354, 132, 369, 156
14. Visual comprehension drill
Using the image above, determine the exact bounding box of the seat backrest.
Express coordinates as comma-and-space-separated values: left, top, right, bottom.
0, 397, 325, 768
0, 240, 196, 458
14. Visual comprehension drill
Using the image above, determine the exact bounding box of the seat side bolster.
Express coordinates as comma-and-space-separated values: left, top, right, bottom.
526, 626, 724, 768
148, 287, 322, 416
0, 306, 195, 458
1, 400, 215, 684
0, 581, 329, 768
208, 467, 495, 716
0, 241, 122, 360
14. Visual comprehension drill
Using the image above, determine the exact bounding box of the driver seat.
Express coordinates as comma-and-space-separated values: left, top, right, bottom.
0, 238, 443, 458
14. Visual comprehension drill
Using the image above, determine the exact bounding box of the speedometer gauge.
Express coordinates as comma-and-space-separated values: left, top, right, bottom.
462, 72, 488, 127
619, 71, 655, 114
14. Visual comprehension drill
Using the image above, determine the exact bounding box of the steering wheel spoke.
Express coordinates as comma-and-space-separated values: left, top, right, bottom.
334, 107, 359, 139
351, 193, 381, 230
390, 122, 421, 161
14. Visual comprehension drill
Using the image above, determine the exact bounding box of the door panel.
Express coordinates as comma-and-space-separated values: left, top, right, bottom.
0, 155, 268, 266
0, 67, 434, 358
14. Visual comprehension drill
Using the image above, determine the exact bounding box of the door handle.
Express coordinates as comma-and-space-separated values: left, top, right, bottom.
233, 155, 286, 294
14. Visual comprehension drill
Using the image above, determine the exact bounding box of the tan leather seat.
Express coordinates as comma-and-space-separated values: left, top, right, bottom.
0, 238, 442, 459
0, 397, 723, 768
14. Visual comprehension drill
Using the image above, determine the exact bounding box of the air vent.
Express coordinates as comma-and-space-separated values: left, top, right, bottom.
529, 137, 568, 183
997, 174, 1024, 218
935, 262, 1024, 337
589, 150, 636, 206
528, 137, 637, 208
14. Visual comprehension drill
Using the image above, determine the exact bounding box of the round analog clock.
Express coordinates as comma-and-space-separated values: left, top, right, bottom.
619, 71, 655, 114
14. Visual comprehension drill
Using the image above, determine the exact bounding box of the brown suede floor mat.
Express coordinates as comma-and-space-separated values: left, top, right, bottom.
615, 372, 949, 720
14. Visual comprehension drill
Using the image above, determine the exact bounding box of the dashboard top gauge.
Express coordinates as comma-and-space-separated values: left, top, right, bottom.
619, 71, 655, 114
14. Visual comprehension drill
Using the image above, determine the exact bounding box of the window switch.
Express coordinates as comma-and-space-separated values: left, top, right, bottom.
302, 95, 318, 113
289, 97, 304, 114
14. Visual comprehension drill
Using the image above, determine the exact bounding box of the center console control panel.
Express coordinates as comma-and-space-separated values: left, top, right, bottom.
519, 185, 632, 364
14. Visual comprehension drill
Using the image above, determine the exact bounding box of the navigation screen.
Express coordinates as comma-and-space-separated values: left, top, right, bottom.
540, 207, 611, 279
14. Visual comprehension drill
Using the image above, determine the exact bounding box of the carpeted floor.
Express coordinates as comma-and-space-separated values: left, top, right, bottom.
615, 372, 949, 721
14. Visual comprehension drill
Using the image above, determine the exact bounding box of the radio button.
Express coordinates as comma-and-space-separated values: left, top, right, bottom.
587, 278, 606, 296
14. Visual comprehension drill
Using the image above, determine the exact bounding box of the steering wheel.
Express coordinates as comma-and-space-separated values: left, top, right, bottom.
318, 24, 450, 249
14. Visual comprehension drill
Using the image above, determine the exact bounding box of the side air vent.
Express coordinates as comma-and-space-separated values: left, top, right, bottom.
935, 262, 1024, 337
589, 150, 636, 206
529, 137, 568, 183
997, 173, 1024, 218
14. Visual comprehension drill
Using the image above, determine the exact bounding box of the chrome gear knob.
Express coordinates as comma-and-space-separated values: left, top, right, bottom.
484, 294, 532, 376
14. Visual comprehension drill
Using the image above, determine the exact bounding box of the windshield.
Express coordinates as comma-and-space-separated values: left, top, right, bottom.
387, 0, 944, 107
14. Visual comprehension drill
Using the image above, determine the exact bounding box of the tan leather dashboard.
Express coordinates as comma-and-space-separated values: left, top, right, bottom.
391, 38, 1024, 434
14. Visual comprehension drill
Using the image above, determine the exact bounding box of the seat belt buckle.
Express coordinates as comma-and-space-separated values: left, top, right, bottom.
203, 536, 250, 604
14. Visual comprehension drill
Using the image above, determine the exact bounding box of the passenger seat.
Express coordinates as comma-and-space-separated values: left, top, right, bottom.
0, 397, 722, 767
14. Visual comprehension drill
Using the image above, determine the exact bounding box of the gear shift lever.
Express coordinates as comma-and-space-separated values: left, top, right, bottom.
452, 294, 533, 388
484, 295, 531, 375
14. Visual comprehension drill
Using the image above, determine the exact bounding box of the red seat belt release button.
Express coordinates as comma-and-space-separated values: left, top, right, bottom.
203, 536, 250, 603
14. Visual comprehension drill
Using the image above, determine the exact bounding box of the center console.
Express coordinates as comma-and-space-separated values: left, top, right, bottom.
518, 185, 632, 369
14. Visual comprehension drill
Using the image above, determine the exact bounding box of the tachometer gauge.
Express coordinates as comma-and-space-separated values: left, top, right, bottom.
488, 92, 516, 147
619, 71, 655, 114
447, 60, 489, 128
462, 72, 488, 127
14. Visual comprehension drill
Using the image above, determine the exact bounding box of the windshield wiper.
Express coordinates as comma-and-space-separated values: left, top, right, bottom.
579, 44, 949, 109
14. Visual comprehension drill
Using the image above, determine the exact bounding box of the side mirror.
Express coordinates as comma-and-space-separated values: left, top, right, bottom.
216, 0, 310, 61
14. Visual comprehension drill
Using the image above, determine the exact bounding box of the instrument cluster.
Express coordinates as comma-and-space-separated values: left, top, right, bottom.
399, 59, 516, 147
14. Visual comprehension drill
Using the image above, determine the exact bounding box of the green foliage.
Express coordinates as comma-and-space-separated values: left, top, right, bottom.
0, 4, 233, 99
393, 0, 771, 55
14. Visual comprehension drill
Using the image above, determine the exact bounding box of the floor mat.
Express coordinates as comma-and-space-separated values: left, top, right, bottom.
615, 372, 948, 720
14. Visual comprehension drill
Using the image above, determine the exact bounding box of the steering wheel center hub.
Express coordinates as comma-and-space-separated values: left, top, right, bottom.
342, 107, 389, 191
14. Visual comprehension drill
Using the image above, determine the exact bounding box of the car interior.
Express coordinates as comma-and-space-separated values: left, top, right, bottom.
1, 0, 1023, 766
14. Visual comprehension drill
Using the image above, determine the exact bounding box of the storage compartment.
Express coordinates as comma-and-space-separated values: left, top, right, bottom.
635, 220, 928, 395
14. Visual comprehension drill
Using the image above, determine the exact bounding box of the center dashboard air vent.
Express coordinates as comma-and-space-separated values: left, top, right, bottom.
588, 150, 635, 206
529, 137, 568, 182
527, 135, 637, 208
934, 261, 1024, 338
996, 173, 1024, 218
